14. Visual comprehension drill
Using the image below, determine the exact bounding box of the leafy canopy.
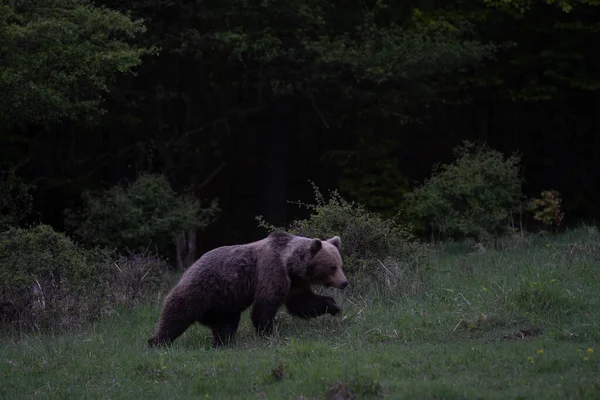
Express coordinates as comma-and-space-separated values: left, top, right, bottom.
0, 0, 154, 127
64, 173, 219, 255
159, 0, 501, 107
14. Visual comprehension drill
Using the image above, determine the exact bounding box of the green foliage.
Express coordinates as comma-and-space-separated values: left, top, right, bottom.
0, 224, 93, 290
0, 223, 173, 331
257, 182, 426, 294
0, 224, 95, 329
406, 141, 523, 242
526, 190, 565, 230
0, 0, 155, 127
0, 169, 33, 231
313, 15, 498, 89
65, 173, 219, 256
428, 0, 600, 101
164, 0, 499, 108
482, 0, 600, 14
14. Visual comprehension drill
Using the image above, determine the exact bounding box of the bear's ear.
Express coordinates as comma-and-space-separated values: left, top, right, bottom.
310, 239, 322, 256
327, 236, 341, 249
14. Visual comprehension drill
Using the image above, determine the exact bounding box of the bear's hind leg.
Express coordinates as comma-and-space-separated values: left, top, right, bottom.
148, 313, 194, 347
148, 292, 196, 347
211, 312, 241, 348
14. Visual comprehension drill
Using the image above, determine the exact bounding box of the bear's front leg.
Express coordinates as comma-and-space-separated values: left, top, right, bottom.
285, 287, 341, 319
251, 299, 282, 335
251, 266, 290, 336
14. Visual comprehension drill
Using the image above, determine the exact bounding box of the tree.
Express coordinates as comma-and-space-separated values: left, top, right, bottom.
64, 173, 219, 267
0, 0, 154, 128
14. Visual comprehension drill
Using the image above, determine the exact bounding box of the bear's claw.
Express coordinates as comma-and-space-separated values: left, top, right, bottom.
148, 336, 170, 347
324, 297, 342, 316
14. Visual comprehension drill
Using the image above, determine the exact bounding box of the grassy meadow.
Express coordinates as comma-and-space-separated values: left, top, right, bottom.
1, 227, 599, 399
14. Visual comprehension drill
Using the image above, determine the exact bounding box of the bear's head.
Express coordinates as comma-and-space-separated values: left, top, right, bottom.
306, 236, 349, 289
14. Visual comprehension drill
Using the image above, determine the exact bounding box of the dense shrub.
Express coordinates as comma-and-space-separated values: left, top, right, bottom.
0, 224, 93, 289
0, 224, 98, 330
0, 224, 171, 332
405, 141, 522, 243
526, 190, 565, 232
64, 173, 219, 257
257, 182, 427, 295
98, 250, 173, 311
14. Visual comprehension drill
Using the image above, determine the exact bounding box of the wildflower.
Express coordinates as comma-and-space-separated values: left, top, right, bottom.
536, 349, 544, 355
588, 348, 594, 354
584, 357, 589, 361
527, 356, 534, 364
483, 286, 487, 292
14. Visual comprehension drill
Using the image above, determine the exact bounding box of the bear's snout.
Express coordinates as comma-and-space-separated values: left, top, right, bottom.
330, 279, 349, 289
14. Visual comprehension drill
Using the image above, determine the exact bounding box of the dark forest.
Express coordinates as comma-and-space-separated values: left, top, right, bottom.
2, 0, 599, 262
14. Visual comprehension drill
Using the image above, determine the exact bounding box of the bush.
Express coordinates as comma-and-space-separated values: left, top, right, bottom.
0, 224, 171, 332
0, 224, 98, 330
97, 249, 173, 311
526, 190, 565, 232
405, 141, 522, 243
256, 182, 427, 295
64, 173, 219, 257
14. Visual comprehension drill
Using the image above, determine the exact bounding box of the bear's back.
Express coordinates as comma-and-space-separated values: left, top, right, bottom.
182, 243, 259, 279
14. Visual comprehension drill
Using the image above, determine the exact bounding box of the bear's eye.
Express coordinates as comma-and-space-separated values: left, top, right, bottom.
329, 265, 337, 271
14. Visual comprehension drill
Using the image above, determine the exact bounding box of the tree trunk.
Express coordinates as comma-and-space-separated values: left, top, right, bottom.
175, 228, 198, 270
176, 233, 185, 270
184, 228, 197, 266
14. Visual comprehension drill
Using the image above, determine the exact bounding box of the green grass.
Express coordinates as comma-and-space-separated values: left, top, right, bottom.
2, 227, 600, 399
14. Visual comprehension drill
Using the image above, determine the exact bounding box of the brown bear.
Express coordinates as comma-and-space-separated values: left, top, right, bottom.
147, 231, 349, 348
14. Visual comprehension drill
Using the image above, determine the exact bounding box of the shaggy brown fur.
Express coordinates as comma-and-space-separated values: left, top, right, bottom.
147, 231, 349, 348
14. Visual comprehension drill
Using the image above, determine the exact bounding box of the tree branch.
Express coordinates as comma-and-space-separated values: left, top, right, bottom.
303, 89, 330, 129
175, 118, 228, 144
197, 162, 227, 191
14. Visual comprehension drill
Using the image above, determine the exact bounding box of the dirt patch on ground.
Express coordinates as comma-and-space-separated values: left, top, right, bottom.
502, 326, 542, 340
325, 381, 355, 400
